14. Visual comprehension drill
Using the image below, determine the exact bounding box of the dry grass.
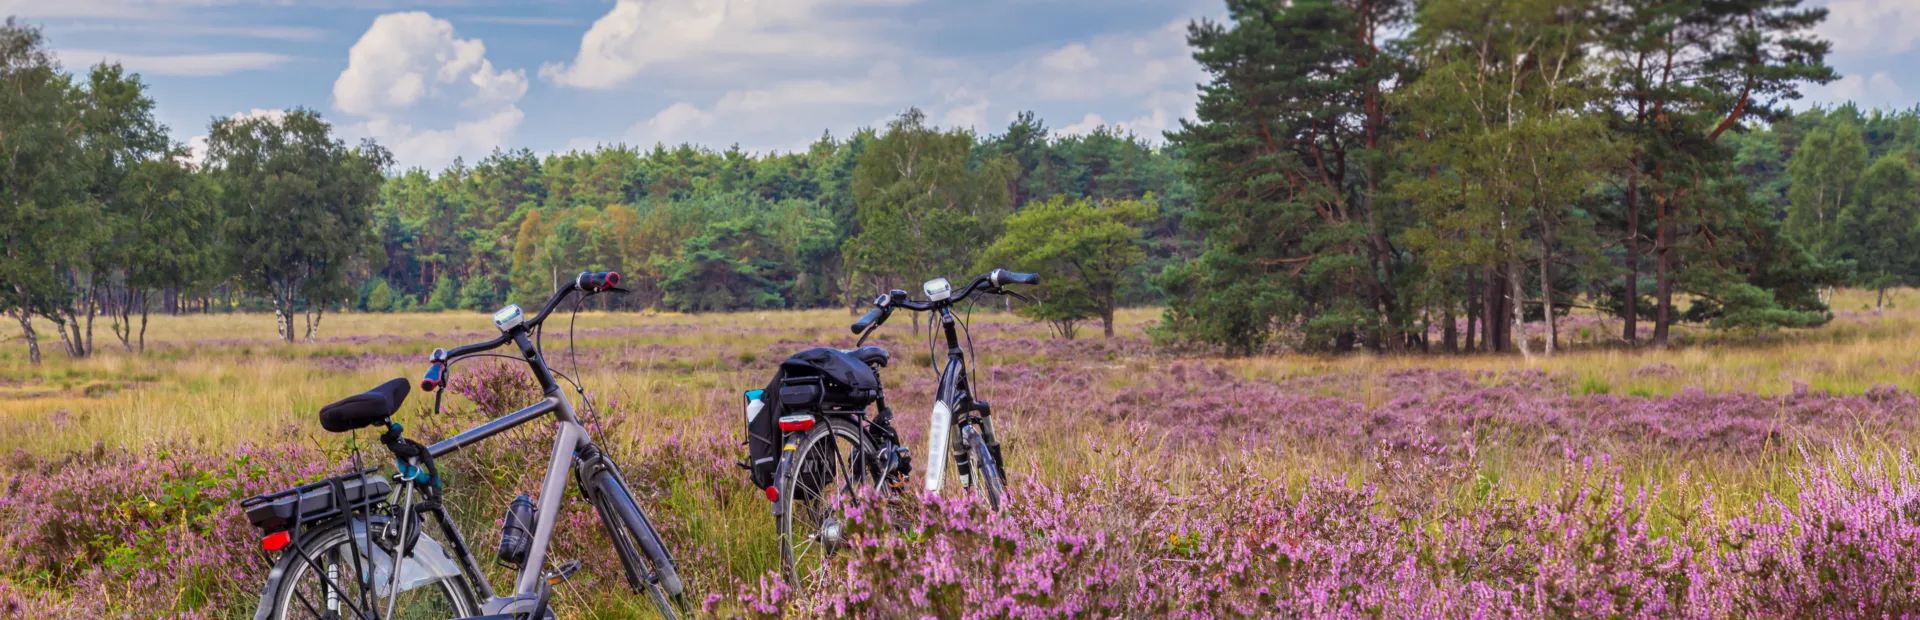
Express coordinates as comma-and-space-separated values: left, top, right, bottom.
6, 293, 1920, 615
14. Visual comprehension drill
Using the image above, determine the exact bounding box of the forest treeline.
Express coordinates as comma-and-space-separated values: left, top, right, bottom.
2, 0, 1912, 363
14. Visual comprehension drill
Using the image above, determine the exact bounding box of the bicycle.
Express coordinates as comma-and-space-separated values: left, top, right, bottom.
769, 268, 1037, 587
240, 271, 692, 619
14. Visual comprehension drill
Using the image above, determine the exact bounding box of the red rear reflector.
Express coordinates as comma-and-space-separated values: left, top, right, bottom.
262, 531, 291, 551
778, 416, 816, 432
766, 486, 780, 502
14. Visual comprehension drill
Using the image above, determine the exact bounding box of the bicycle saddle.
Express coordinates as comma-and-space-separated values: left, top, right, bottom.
318, 378, 410, 433
840, 346, 890, 368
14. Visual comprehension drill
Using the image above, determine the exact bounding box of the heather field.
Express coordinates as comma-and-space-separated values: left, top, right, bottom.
5, 293, 1920, 618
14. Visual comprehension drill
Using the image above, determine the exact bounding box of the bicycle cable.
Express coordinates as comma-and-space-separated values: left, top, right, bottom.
565, 292, 607, 432
961, 298, 979, 394
924, 308, 940, 381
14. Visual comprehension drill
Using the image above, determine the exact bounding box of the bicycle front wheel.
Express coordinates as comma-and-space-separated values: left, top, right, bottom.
583, 467, 691, 619
961, 424, 1007, 511
262, 519, 477, 620
777, 416, 874, 588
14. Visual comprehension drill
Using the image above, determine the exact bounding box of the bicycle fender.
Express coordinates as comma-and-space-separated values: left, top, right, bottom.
770, 440, 801, 517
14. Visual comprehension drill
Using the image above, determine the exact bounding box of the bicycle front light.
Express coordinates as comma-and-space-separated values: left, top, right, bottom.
492, 304, 524, 332
923, 278, 952, 302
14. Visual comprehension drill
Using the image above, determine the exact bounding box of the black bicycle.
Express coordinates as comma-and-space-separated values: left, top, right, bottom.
769, 268, 1037, 586
241, 271, 692, 619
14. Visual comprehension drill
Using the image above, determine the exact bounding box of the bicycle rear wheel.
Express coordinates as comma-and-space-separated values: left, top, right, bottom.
262, 519, 477, 620
582, 468, 691, 619
776, 416, 874, 588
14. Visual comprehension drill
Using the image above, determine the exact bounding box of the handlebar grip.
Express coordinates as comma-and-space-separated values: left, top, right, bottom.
852, 307, 887, 334
421, 362, 445, 392
577, 271, 621, 292
990, 269, 1039, 286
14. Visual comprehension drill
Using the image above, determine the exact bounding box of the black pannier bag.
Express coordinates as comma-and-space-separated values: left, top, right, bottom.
742, 348, 883, 491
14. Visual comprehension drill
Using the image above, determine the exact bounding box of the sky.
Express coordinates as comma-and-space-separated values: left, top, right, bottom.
4, 0, 1915, 172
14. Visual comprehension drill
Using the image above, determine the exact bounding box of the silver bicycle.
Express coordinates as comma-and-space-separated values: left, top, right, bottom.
242, 271, 690, 619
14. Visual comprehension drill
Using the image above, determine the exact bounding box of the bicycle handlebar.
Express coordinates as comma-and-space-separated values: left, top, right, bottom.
420, 271, 620, 391
848, 269, 1038, 335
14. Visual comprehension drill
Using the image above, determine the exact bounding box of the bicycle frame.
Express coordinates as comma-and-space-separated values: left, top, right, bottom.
419, 327, 603, 613
923, 306, 989, 492
429, 393, 586, 601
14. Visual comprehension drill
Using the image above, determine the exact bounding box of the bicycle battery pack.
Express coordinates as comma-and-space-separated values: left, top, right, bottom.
241, 470, 391, 534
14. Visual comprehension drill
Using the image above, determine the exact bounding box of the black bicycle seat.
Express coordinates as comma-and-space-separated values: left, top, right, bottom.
318, 378, 410, 433
840, 346, 890, 368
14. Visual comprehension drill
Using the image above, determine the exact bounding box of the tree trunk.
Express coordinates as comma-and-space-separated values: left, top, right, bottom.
305, 305, 325, 341
83, 285, 96, 357
1877, 286, 1885, 310
1653, 193, 1673, 347
1442, 302, 1458, 354
1540, 233, 1554, 357
1101, 303, 1115, 339
15, 309, 41, 365
271, 284, 295, 342
1623, 170, 1639, 345
1510, 252, 1532, 361
1465, 276, 1477, 354
138, 296, 151, 353
1485, 265, 1506, 353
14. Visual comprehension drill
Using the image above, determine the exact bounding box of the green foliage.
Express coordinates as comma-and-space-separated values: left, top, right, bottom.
1786, 121, 1869, 258
978, 195, 1153, 338
426, 276, 459, 312
0, 20, 90, 363
364, 279, 395, 312
1162, 0, 1409, 353
1837, 154, 1920, 303
457, 273, 503, 312
660, 218, 790, 312
205, 108, 388, 341
844, 109, 1015, 292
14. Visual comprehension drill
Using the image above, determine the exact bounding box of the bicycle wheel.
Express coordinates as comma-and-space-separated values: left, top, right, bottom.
777, 416, 874, 588
263, 519, 477, 620
583, 468, 692, 619
961, 424, 1006, 511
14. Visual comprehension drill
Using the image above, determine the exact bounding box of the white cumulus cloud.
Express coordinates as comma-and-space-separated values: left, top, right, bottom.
331, 11, 528, 169
997, 20, 1199, 103
1819, 0, 1920, 56
1812, 71, 1907, 109
541, 0, 915, 90
619, 62, 911, 149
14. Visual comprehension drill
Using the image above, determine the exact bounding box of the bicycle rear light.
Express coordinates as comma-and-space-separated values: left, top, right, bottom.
261, 530, 290, 552
778, 414, 816, 432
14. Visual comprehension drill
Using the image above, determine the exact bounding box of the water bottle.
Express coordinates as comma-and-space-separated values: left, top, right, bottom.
498, 495, 535, 567
744, 390, 765, 426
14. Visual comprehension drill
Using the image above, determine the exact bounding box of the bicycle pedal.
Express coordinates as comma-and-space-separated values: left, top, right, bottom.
544, 560, 583, 585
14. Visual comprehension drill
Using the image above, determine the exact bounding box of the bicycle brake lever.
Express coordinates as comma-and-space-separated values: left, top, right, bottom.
1004, 290, 1035, 304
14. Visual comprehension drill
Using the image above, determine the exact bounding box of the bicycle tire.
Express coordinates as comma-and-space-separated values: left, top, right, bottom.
261, 519, 477, 620
777, 416, 874, 588
962, 425, 1007, 511
583, 468, 692, 619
